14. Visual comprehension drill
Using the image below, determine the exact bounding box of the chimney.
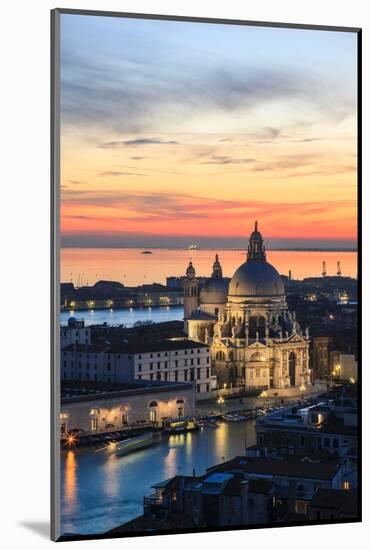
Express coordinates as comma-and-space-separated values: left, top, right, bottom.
337, 261, 341, 276
288, 270, 292, 280
322, 261, 327, 277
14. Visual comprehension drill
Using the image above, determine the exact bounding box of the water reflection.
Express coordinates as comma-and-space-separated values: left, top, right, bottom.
61, 248, 357, 287
215, 422, 228, 463
64, 451, 77, 515
61, 422, 256, 535
103, 454, 120, 499
164, 448, 178, 479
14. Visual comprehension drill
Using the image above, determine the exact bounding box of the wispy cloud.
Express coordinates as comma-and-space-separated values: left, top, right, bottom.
200, 155, 256, 165
99, 137, 178, 148
98, 170, 147, 177
62, 188, 355, 222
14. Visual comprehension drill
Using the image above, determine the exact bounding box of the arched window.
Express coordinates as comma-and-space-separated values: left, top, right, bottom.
148, 401, 158, 423
176, 398, 184, 404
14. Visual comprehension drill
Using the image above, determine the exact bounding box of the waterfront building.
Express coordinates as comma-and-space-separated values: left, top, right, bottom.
254, 392, 358, 489
143, 472, 274, 528
184, 222, 311, 390
61, 280, 183, 311
207, 455, 343, 517
61, 317, 91, 348
60, 379, 195, 436
113, 453, 344, 533
61, 325, 215, 400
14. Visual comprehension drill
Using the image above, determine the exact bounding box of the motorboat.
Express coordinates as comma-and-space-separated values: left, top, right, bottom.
112, 432, 163, 456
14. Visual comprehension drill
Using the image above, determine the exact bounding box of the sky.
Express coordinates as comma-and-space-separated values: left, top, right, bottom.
60, 14, 358, 249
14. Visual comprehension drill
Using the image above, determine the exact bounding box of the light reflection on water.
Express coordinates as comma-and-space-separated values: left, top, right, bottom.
61, 422, 256, 535
64, 451, 77, 516
60, 305, 183, 327
61, 248, 357, 287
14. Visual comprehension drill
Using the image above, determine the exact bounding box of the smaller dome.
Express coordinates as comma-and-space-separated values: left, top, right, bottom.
200, 278, 228, 304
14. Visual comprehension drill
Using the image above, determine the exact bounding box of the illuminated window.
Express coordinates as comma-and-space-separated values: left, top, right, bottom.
90, 418, 98, 432
342, 481, 350, 490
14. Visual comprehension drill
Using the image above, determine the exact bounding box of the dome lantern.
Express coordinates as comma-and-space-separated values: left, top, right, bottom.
247, 220, 266, 261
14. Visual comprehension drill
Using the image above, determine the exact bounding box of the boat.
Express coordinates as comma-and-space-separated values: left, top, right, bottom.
222, 413, 244, 422
187, 244, 199, 250
165, 418, 198, 434
141, 250, 153, 254
113, 432, 163, 456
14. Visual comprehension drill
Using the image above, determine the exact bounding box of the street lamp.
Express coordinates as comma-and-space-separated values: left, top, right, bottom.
217, 396, 225, 414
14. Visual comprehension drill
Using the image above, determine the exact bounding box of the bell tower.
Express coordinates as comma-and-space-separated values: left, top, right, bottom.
183, 261, 199, 319
211, 254, 223, 278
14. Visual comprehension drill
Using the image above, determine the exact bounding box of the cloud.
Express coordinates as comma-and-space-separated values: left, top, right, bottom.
98, 170, 147, 177
289, 137, 322, 143
99, 137, 178, 148
61, 41, 356, 136
200, 155, 256, 165
61, 188, 355, 223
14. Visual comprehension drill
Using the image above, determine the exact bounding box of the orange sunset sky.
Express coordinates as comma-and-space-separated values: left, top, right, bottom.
60, 15, 358, 249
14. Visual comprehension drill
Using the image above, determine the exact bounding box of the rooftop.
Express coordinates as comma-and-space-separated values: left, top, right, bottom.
310, 488, 358, 516
208, 455, 341, 481
61, 379, 194, 403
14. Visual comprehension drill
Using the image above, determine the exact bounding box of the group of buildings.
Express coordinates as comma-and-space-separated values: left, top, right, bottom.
61, 280, 183, 311
59, 222, 358, 438
108, 383, 358, 533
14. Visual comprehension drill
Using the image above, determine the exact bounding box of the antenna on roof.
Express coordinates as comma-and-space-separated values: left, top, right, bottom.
322, 261, 327, 277
337, 261, 341, 276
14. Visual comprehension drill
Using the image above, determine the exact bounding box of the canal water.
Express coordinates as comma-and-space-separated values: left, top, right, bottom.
60, 305, 183, 327
61, 421, 256, 536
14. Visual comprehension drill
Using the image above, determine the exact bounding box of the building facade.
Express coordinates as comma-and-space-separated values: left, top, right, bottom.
60, 380, 196, 435
61, 335, 215, 400
184, 223, 311, 390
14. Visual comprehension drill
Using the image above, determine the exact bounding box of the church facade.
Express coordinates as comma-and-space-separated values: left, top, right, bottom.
184, 223, 311, 391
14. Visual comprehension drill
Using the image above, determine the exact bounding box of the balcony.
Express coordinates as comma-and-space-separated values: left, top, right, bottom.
143, 492, 166, 511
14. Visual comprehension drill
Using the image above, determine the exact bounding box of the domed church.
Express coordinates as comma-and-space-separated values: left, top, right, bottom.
184, 222, 310, 390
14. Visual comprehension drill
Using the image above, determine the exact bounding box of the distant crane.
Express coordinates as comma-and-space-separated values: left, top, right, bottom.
322, 261, 327, 277
337, 261, 342, 276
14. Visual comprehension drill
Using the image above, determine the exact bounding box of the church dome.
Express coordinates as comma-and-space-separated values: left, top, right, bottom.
229, 260, 285, 297
200, 278, 228, 304
228, 221, 285, 298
